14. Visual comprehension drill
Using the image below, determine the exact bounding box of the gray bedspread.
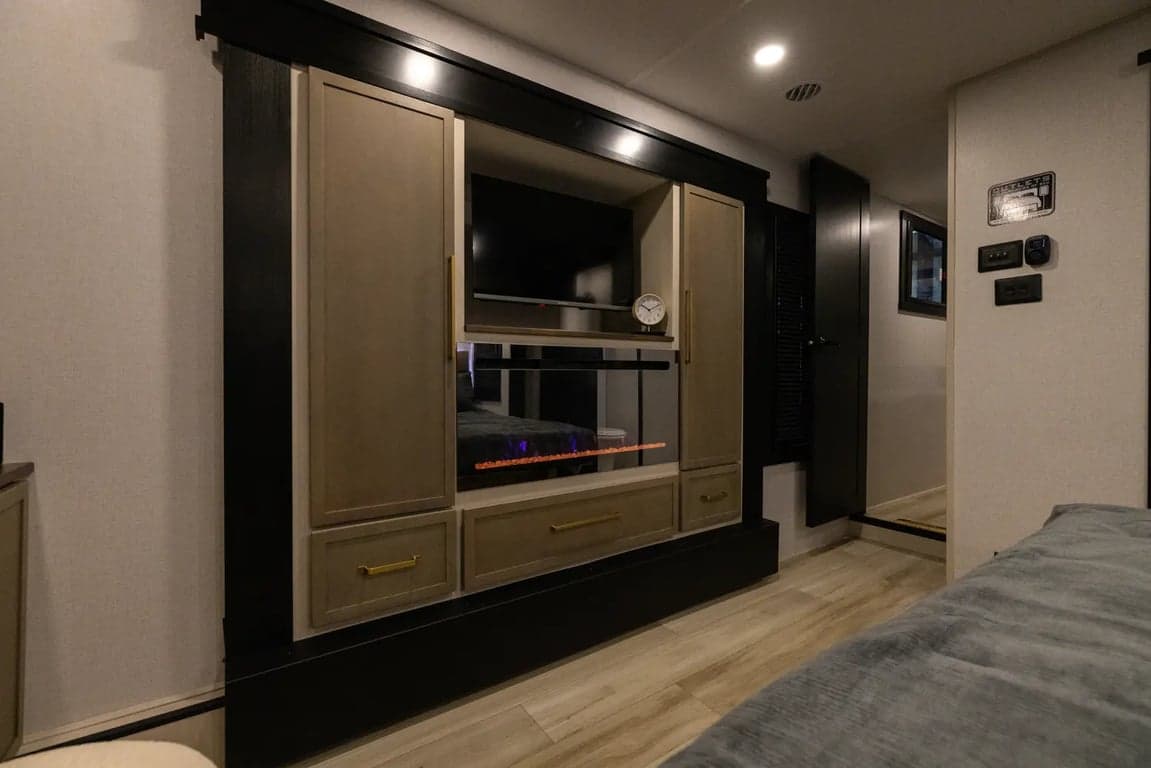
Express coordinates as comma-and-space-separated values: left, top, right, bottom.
664, 504, 1151, 767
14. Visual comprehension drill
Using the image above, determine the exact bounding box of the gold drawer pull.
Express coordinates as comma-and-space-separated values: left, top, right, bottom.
358, 555, 420, 577
700, 491, 729, 504
550, 513, 622, 533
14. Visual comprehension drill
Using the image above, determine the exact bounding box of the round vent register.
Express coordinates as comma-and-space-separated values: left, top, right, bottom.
785, 82, 822, 102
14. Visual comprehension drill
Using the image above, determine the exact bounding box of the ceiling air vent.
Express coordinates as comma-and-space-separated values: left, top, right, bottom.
785, 83, 822, 102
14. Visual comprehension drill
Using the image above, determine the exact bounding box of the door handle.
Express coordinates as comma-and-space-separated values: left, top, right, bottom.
806, 335, 839, 349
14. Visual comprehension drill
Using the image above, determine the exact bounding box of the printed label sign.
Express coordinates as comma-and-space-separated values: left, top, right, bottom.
988, 172, 1055, 226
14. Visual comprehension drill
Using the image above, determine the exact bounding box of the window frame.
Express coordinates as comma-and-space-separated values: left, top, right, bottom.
899, 210, 947, 318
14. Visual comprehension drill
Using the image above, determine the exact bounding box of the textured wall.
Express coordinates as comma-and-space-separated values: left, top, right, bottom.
0, 0, 224, 736
867, 195, 946, 507
949, 14, 1150, 577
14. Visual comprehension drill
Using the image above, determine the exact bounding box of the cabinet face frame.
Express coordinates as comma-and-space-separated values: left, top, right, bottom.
0, 481, 27, 761
680, 184, 745, 471
307, 68, 456, 527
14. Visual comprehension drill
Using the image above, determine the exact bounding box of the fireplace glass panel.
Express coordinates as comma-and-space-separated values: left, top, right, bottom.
456, 343, 678, 490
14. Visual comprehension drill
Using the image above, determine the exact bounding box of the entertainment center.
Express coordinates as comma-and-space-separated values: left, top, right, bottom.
200, 2, 780, 763
298, 66, 747, 634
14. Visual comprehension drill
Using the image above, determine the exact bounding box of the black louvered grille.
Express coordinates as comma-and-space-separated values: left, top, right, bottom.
773, 211, 812, 451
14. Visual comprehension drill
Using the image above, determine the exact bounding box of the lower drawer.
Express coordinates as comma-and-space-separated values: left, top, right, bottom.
680, 464, 741, 532
462, 477, 677, 591
310, 509, 457, 627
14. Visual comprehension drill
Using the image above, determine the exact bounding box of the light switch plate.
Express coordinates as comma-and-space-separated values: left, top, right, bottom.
995, 274, 1042, 306
978, 240, 1024, 272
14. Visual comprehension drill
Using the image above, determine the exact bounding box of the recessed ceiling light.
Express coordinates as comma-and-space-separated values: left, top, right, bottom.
753, 44, 786, 68
616, 133, 643, 158
402, 52, 438, 89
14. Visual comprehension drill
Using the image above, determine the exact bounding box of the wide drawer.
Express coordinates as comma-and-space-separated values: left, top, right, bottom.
310, 509, 457, 627
462, 477, 677, 591
680, 464, 741, 532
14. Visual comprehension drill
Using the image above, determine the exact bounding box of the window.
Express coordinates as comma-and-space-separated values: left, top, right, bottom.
899, 211, 946, 318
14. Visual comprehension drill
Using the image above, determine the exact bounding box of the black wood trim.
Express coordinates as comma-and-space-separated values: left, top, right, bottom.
38, 697, 225, 754
1139, 49, 1151, 66
196, 0, 767, 201
222, 45, 295, 657
743, 198, 769, 522
228, 520, 778, 767
851, 513, 946, 542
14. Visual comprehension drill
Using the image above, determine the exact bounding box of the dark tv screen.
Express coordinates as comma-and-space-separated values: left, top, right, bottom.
470, 174, 635, 309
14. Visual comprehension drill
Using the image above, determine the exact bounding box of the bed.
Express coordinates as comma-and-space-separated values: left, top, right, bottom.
664, 503, 1151, 767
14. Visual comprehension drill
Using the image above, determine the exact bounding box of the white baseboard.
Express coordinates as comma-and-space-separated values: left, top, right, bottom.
18, 683, 224, 756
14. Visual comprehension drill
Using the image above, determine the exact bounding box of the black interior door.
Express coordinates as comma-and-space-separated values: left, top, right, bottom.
806, 156, 870, 526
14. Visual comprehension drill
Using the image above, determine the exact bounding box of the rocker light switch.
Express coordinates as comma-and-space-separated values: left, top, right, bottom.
995, 274, 1042, 306
978, 240, 1023, 272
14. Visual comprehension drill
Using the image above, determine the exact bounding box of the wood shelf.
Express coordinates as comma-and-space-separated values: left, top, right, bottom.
465, 324, 675, 344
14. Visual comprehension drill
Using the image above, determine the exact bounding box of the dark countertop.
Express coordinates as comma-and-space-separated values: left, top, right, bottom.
0, 463, 34, 489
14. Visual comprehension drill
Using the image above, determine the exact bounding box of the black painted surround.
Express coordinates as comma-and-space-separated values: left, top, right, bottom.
201, 2, 781, 764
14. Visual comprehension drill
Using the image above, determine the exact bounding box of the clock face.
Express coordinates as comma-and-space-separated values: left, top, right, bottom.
632, 293, 666, 327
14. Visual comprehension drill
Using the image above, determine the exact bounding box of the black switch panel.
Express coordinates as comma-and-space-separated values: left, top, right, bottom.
1025, 234, 1052, 265
978, 240, 1023, 272
995, 274, 1042, 305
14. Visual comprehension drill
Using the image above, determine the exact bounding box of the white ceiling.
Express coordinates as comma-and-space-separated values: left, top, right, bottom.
426, 0, 1150, 219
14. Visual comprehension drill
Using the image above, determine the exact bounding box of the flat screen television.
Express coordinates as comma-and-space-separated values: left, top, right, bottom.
469, 174, 636, 311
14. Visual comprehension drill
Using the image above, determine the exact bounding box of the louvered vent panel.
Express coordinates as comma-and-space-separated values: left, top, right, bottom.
773, 211, 812, 451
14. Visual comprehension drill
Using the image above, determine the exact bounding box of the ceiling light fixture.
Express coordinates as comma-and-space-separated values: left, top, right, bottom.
616, 133, 643, 158
753, 44, 786, 68
402, 52, 438, 89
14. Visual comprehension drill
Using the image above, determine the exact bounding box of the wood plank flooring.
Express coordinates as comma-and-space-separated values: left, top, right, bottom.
867, 487, 947, 532
295, 539, 946, 768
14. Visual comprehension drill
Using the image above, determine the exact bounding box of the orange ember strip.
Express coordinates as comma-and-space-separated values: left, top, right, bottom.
475, 442, 668, 471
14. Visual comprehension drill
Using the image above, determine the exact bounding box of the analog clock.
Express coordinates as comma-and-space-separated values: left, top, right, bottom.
632, 293, 666, 327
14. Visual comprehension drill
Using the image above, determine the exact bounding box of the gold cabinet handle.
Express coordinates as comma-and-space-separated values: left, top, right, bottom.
358, 554, 420, 577
445, 254, 455, 362
700, 491, 729, 503
550, 513, 621, 533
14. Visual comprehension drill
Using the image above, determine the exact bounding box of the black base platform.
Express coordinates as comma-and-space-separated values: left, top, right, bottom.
227, 519, 779, 767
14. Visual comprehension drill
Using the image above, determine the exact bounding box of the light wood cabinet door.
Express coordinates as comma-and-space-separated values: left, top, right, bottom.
462, 477, 677, 591
680, 464, 741, 532
310, 510, 457, 627
680, 185, 744, 471
309, 69, 455, 526
0, 482, 27, 760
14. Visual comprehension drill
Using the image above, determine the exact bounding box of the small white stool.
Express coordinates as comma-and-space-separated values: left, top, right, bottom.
6, 742, 215, 768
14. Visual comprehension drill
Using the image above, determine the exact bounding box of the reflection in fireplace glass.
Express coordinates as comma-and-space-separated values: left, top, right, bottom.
456, 343, 678, 490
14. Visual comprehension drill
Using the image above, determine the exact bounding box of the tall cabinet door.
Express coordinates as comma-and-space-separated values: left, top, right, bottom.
681, 185, 744, 471
309, 69, 455, 527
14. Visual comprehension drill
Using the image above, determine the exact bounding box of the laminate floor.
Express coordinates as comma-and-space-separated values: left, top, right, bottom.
295, 539, 946, 768
867, 487, 947, 533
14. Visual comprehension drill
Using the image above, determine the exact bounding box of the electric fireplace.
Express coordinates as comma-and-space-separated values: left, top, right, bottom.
456, 343, 678, 490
